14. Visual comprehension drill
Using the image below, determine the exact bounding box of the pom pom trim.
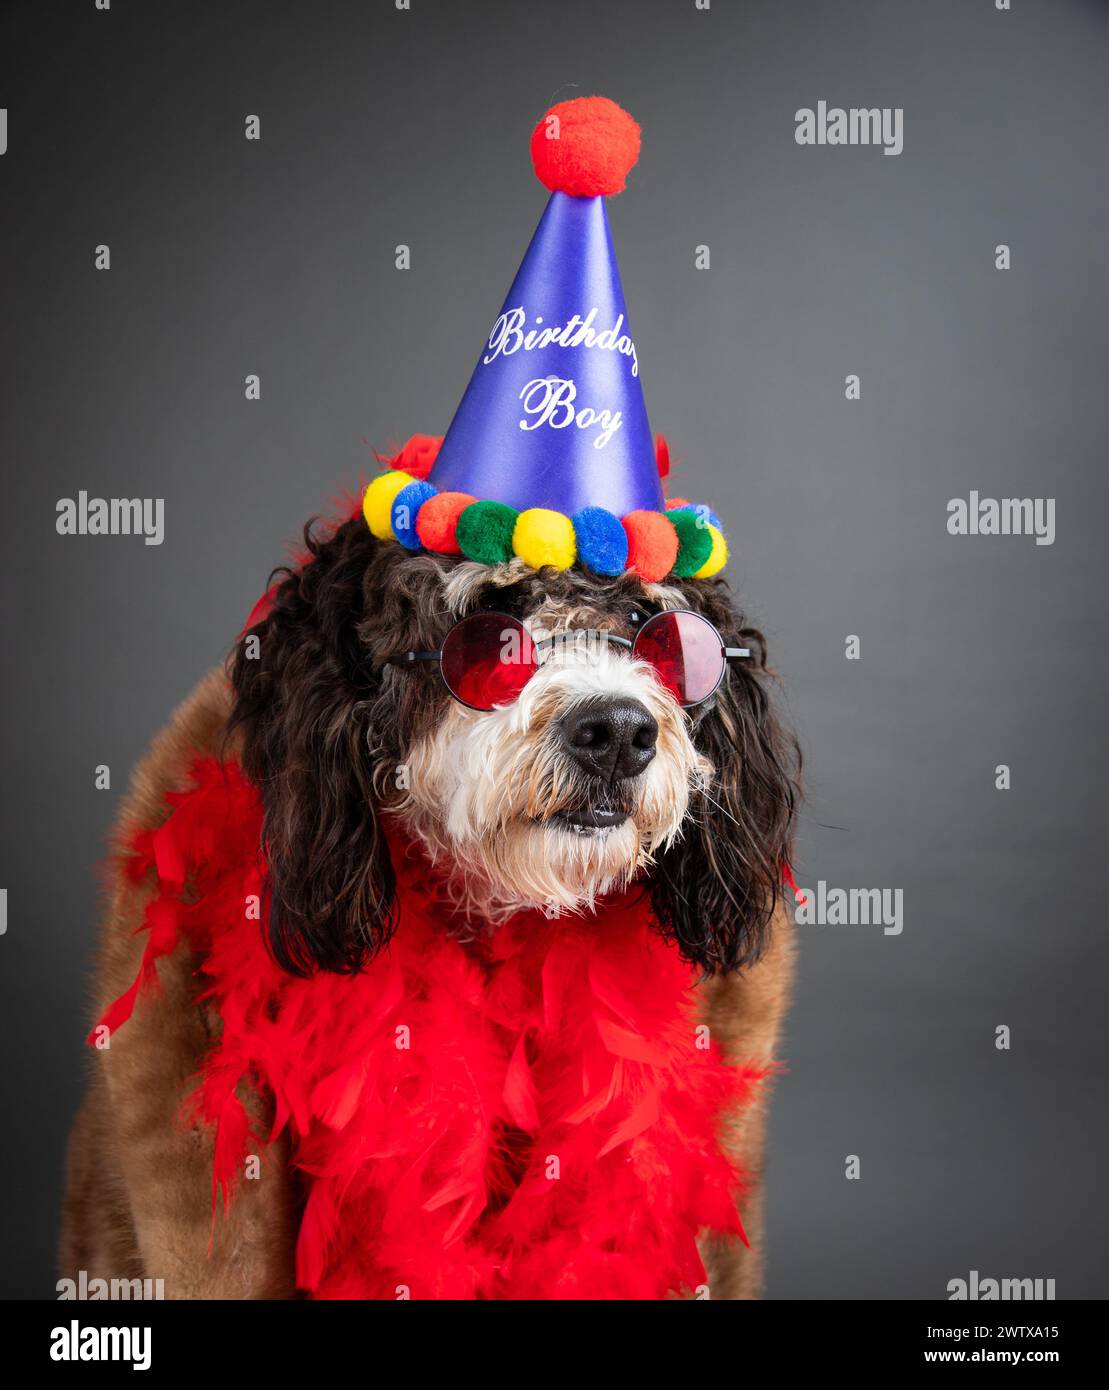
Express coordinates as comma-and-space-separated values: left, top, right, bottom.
362, 470, 728, 580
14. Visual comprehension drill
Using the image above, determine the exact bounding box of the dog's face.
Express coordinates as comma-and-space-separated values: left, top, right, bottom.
394, 564, 709, 921
230, 517, 798, 976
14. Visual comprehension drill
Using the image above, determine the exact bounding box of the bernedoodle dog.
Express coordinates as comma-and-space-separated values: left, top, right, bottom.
61, 523, 799, 1299
59, 97, 802, 1301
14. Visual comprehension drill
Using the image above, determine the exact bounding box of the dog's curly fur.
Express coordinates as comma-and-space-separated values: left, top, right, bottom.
61, 509, 801, 1299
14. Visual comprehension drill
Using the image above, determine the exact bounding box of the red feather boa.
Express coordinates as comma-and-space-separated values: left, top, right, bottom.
93, 759, 767, 1299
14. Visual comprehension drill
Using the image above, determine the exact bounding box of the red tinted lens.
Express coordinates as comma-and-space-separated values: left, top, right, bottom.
633, 610, 725, 706
440, 613, 538, 710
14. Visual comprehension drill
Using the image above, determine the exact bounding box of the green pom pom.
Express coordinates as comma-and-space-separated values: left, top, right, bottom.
456, 499, 520, 565
669, 508, 715, 577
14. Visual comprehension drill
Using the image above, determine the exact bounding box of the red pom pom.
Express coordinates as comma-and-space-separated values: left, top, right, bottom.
530, 96, 641, 198
664, 497, 691, 511
416, 491, 476, 554
379, 434, 442, 480
622, 510, 679, 582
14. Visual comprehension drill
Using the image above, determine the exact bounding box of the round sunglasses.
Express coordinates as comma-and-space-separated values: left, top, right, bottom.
385, 609, 751, 712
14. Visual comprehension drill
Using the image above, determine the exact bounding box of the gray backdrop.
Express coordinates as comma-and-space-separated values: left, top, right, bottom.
1, 0, 1106, 1299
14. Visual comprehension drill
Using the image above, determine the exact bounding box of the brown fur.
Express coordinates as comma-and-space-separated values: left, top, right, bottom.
699, 904, 795, 1297
61, 672, 298, 1298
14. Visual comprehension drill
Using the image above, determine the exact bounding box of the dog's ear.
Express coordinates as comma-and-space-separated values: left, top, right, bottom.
650, 605, 800, 976
227, 516, 397, 975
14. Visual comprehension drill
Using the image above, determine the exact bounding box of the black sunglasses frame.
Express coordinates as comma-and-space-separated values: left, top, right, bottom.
385, 609, 751, 712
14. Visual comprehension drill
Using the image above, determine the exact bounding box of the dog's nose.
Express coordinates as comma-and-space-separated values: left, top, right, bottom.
560, 696, 658, 781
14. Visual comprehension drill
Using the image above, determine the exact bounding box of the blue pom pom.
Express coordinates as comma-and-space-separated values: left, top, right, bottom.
572, 506, 628, 576
670, 502, 722, 531
392, 481, 437, 549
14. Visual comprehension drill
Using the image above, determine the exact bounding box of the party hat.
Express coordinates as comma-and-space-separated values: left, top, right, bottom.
363, 96, 727, 583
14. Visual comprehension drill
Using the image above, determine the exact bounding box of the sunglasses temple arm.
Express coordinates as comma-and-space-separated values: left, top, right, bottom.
386, 650, 441, 667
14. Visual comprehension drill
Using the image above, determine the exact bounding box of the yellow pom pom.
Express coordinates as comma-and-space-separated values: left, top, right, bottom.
692, 524, 728, 578
362, 470, 414, 540
512, 508, 577, 571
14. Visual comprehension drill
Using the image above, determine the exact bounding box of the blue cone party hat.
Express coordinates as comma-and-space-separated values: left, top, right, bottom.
431, 191, 659, 518
363, 96, 727, 583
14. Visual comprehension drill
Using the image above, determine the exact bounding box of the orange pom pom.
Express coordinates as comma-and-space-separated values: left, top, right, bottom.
622, 510, 679, 582
664, 497, 691, 511
416, 491, 476, 554
530, 96, 641, 198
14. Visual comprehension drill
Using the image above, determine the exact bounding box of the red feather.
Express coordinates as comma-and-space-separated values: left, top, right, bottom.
502, 1033, 539, 1132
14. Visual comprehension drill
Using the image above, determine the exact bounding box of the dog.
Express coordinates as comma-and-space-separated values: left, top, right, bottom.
60, 508, 800, 1299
